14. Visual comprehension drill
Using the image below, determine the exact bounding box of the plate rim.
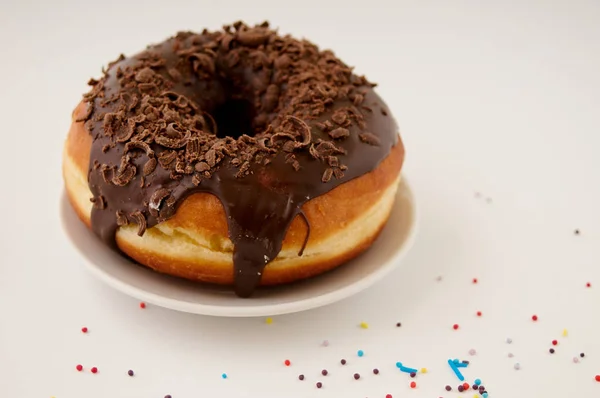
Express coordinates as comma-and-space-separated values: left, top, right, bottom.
61, 176, 418, 317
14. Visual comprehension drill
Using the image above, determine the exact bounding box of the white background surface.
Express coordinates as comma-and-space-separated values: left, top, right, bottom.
1, 0, 599, 397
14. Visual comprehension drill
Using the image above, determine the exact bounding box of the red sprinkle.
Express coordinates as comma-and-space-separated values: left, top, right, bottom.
463, 383, 470, 390
587, 282, 592, 288
472, 278, 478, 284
81, 327, 88, 333
284, 359, 291, 366
386, 395, 393, 398
76, 364, 83, 372
532, 315, 538, 321
91, 367, 98, 374
595, 375, 600, 382
476, 311, 482, 317
410, 381, 417, 388
552, 340, 558, 346
139, 302, 146, 309
453, 324, 459, 330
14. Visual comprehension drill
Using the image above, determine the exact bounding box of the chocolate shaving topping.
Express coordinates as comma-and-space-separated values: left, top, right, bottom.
328, 127, 349, 139
112, 163, 136, 186
236, 29, 270, 47
143, 158, 157, 176
157, 150, 177, 168
129, 211, 147, 236
359, 132, 381, 146
321, 168, 333, 183
82, 21, 398, 298
148, 188, 171, 217
116, 210, 129, 226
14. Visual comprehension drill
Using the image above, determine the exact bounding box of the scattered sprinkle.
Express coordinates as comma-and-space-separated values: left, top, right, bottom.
357, 350, 364, 357
410, 381, 417, 388
284, 359, 291, 366
580, 353, 586, 358
506, 338, 513, 344
573, 357, 580, 363
476, 311, 482, 317
458, 385, 465, 392
396, 322, 402, 327
373, 368, 379, 375
445, 385, 452, 391
128, 369, 134, 377
164, 395, 171, 398
563, 329, 569, 337
574, 229, 580, 235
360, 322, 369, 329
552, 340, 558, 346
321, 340, 329, 347
474, 379, 481, 385
532, 315, 538, 321
265, 317, 273, 324
469, 349, 477, 356
353, 373, 360, 380
321, 369, 328, 376
316, 382, 322, 388
341, 359, 347, 365
420, 367, 427, 373
549, 348, 555, 354
463, 382, 470, 390
76, 364, 83, 372
410, 372, 416, 378
453, 324, 459, 330
514, 363, 521, 370
221, 373, 227, 379
448, 359, 465, 381
595, 375, 600, 382
396, 362, 402, 368
472, 278, 478, 284
298, 374, 304, 380
81, 327, 88, 333
508, 353, 514, 358
91, 367, 98, 374
139, 302, 146, 309
386, 395, 392, 398
586, 282, 592, 288
483, 393, 489, 398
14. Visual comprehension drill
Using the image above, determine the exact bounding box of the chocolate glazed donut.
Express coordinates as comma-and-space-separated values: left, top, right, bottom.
76, 21, 401, 297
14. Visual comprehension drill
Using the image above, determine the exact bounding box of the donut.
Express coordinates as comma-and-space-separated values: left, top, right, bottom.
62, 21, 405, 297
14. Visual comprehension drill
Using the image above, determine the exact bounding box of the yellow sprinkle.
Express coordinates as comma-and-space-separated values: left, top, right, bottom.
474, 395, 479, 398
265, 317, 273, 324
420, 367, 428, 373
562, 329, 568, 337
360, 322, 369, 329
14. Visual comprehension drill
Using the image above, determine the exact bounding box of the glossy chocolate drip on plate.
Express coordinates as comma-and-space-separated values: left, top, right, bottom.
82, 22, 398, 297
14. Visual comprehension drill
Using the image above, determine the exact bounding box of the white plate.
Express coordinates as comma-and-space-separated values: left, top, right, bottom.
60, 177, 418, 317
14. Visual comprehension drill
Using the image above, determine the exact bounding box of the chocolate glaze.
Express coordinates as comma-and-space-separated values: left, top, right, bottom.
82, 22, 399, 297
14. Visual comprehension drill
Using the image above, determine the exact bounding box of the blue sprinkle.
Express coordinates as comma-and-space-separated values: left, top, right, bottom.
474, 378, 481, 385
455, 361, 468, 368
453, 359, 460, 364
448, 359, 465, 381
400, 366, 418, 374
357, 350, 364, 357
482, 393, 488, 398
396, 362, 402, 368
221, 373, 228, 379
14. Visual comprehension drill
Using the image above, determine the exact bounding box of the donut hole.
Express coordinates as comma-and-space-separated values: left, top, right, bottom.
212, 98, 256, 139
